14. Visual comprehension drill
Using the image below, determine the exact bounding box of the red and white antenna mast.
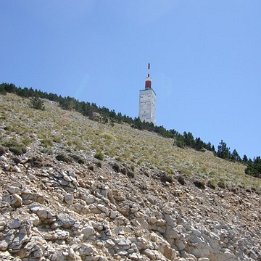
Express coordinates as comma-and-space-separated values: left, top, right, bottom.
145, 63, 152, 89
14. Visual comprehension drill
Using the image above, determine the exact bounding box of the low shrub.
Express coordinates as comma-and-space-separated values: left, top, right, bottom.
3, 140, 27, 155
127, 169, 135, 178
111, 162, 120, 173
30, 96, 45, 110
56, 154, 72, 163
206, 180, 216, 189
94, 151, 104, 161
0, 146, 6, 156
217, 180, 226, 189
70, 154, 85, 164
193, 180, 206, 189
41, 139, 53, 148
26, 157, 45, 167
160, 172, 173, 183
9, 146, 26, 155
177, 175, 185, 185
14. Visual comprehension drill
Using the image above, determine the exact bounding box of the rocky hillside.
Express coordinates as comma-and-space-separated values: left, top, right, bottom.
0, 94, 260, 261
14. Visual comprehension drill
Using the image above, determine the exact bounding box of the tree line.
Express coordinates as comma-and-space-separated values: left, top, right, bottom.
0, 82, 259, 178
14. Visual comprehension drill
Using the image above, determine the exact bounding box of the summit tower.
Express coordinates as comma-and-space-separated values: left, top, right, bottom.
139, 63, 156, 124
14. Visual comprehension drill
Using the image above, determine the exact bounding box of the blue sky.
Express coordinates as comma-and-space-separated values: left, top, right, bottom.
0, 0, 260, 158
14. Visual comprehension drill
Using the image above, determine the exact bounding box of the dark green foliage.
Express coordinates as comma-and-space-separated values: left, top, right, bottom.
0, 85, 7, 95
9, 146, 26, 155
206, 180, 216, 189
174, 135, 185, 148
231, 149, 241, 162
127, 169, 135, 178
217, 140, 231, 160
111, 162, 120, 173
26, 157, 45, 167
217, 180, 226, 189
0, 146, 6, 156
41, 139, 53, 148
3, 140, 27, 155
56, 154, 72, 163
193, 180, 206, 189
70, 154, 85, 164
0, 83, 16, 93
174, 132, 213, 152
94, 151, 104, 161
160, 172, 173, 183
176, 175, 185, 185
242, 155, 248, 163
245, 157, 261, 178
30, 96, 45, 110
120, 166, 127, 175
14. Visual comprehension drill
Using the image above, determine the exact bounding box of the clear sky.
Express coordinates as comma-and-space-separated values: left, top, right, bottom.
0, 0, 260, 159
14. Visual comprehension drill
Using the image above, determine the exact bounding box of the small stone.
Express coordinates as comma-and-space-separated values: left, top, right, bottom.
8, 219, 21, 229
82, 225, 96, 240
13, 165, 21, 173
57, 213, 76, 229
78, 243, 97, 257
64, 193, 74, 205
0, 240, 8, 251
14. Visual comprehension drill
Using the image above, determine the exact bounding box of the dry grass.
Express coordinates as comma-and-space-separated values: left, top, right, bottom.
1, 94, 260, 191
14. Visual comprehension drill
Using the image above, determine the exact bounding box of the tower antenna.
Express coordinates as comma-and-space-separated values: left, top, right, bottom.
148, 63, 150, 78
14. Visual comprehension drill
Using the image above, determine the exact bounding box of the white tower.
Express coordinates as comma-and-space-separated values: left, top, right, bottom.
139, 63, 156, 124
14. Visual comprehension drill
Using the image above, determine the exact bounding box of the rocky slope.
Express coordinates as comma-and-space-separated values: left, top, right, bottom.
0, 94, 260, 261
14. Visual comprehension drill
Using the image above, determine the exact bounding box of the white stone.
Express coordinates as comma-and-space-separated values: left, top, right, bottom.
82, 225, 96, 239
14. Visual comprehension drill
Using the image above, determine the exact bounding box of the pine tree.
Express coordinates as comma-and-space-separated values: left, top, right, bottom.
231, 149, 241, 162
217, 140, 231, 159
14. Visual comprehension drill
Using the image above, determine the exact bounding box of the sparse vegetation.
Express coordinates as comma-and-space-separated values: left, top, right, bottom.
94, 151, 104, 161
206, 179, 216, 189
0, 146, 6, 156
0, 88, 260, 191
193, 180, 206, 189
30, 96, 45, 110
70, 154, 85, 164
56, 154, 72, 163
3, 140, 27, 155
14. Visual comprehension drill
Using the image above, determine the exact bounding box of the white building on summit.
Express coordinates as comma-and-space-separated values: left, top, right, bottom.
139, 63, 156, 124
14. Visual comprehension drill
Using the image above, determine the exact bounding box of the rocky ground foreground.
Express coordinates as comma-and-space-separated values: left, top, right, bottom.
0, 147, 260, 261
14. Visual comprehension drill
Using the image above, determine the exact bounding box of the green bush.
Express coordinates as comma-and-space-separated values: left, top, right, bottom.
94, 151, 104, 161
3, 140, 27, 155
70, 154, 85, 164
160, 172, 173, 183
41, 139, 53, 148
193, 180, 206, 189
206, 179, 216, 189
56, 154, 72, 163
217, 180, 226, 189
30, 96, 45, 110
